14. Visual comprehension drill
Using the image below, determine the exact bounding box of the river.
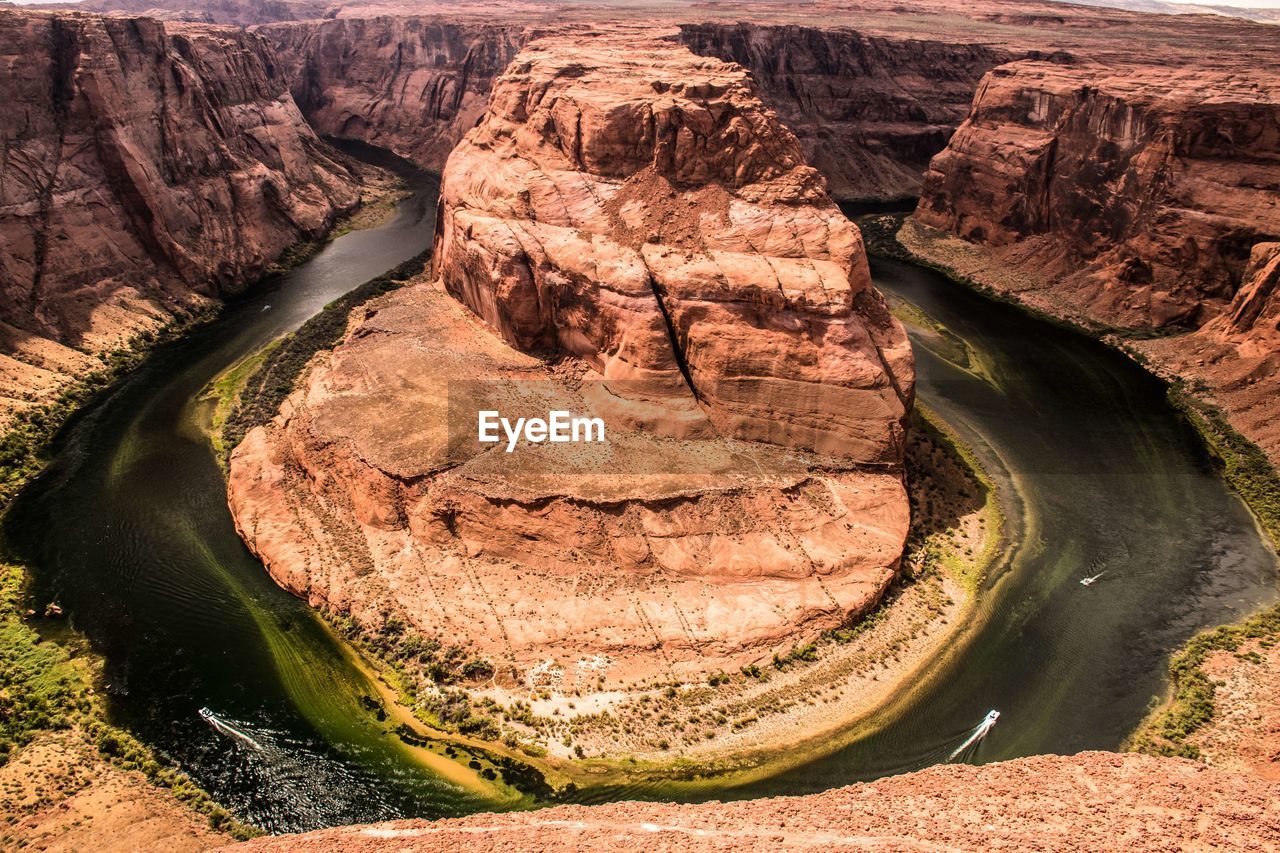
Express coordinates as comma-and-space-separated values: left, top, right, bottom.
3, 153, 1275, 830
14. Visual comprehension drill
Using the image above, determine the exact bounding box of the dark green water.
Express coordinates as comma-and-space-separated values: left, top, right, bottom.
4, 159, 1276, 829
718, 255, 1279, 796
3, 144, 522, 832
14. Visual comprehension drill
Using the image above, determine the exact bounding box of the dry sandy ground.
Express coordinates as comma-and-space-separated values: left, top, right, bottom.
1194, 639, 1280, 781
225, 752, 1280, 852
0, 729, 227, 852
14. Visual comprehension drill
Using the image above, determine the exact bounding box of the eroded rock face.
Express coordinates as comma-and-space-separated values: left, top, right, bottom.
0, 10, 360, 422
915, 61, 1280, 331
676, 23, 1014, 201
261, 18, 1012, 202
1137, 242, 1280, 463
260, 19, 526, 173
228, 30, 913, 694
435, 29, 913, 461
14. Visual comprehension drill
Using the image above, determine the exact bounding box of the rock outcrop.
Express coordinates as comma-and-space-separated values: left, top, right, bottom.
907, 59, 1280, 466
261, 18, 1014, 202
260, 19, 525, 172
1137, 242, 1280, 463
676, 24, 1014, 201
228, 30, 912, 699
915, 61, 1280, 331
0, 10, 360, 423
225, 752, 1280, 852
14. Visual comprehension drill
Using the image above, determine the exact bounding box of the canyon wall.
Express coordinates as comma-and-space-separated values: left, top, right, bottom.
228, 29, 913, 712
914, 61, 1280, 331
0, 10, 360, 423
675, 23, 1015, 201
259, 18, 526, 172
907, 59, 1280, 464
261, 18, 1011, 201
1137, 242, 1280, 463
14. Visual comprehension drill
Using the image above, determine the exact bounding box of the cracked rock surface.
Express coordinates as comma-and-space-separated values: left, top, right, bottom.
228, 29, 913, 697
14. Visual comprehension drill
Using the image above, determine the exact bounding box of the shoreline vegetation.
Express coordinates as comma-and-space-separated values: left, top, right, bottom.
857, 212, 1280, 768
0, 169, 409, 842
212, 259, 1005, 790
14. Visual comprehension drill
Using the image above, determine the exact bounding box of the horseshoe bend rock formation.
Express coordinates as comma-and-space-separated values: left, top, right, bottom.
0, 10, 360, 425
257, 16, 1013, 202
228, 30, 914, 692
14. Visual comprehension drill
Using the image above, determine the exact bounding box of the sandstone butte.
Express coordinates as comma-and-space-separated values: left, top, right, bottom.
224, 753, 1280, 852
0, 10, 360, 426
227, 29, 914, 695
907, 60, 1280, 464
241, 0, 1277, 204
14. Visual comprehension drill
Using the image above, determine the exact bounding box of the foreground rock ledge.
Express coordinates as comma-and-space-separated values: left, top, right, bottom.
228, 29, 912, 712
223, 753, 1280, 851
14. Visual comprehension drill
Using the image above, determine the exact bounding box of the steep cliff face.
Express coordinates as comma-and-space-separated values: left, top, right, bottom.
915, 61, 1280, 331
676, 23, 1015, 201
260, 18, 525, 172
0, 10, 360, 422
1137, 242, 1280, 463
66, 0, 329, 25
261, 18, 1012, 202
228, 29, 912, 706
434, 28, 914, 461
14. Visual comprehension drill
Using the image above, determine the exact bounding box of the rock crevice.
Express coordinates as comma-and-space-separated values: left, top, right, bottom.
228, 29, 914, 696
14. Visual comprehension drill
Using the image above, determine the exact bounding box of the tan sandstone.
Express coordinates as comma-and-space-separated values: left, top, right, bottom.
228, 29, 913, 703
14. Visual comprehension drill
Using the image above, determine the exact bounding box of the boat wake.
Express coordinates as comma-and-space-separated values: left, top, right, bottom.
199, 707, 265, 751
947, 709, 1000, 762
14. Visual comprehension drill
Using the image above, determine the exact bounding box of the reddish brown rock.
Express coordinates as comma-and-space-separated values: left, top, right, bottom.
675, 24, 1014, 201
224, 752, 1280, 852
434, 28, 913, 461
260, 18, 525, 172
260, 17, 1014, 202
915, 61, 1280, 332
1137, 242, 1280, 464
0, 10, 360, 423
228, 30, 912, 712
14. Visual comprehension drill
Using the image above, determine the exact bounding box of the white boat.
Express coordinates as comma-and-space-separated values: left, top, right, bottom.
1080, 571, 1105, 586
949, 709, 1000, 761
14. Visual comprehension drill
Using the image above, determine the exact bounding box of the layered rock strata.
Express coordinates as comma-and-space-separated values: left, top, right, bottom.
260, 18, 1015, 202
908, 59, 1280, 465
1136, 242, 1280, 463
915, 61, 1280, 332
228, 30, 913, 692
675, 23, 1014, 201
260, 18, 525, 172
0, 10, 360, 423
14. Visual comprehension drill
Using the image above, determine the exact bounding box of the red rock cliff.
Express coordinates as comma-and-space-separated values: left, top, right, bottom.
915, 61, 1280, 331
676, 23, 1015, 201
261, 17, 1013, 202
259, 18, 526, 172
0, 10, 360, 422
433, 28, 914, 461
228, 29, 913, 719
